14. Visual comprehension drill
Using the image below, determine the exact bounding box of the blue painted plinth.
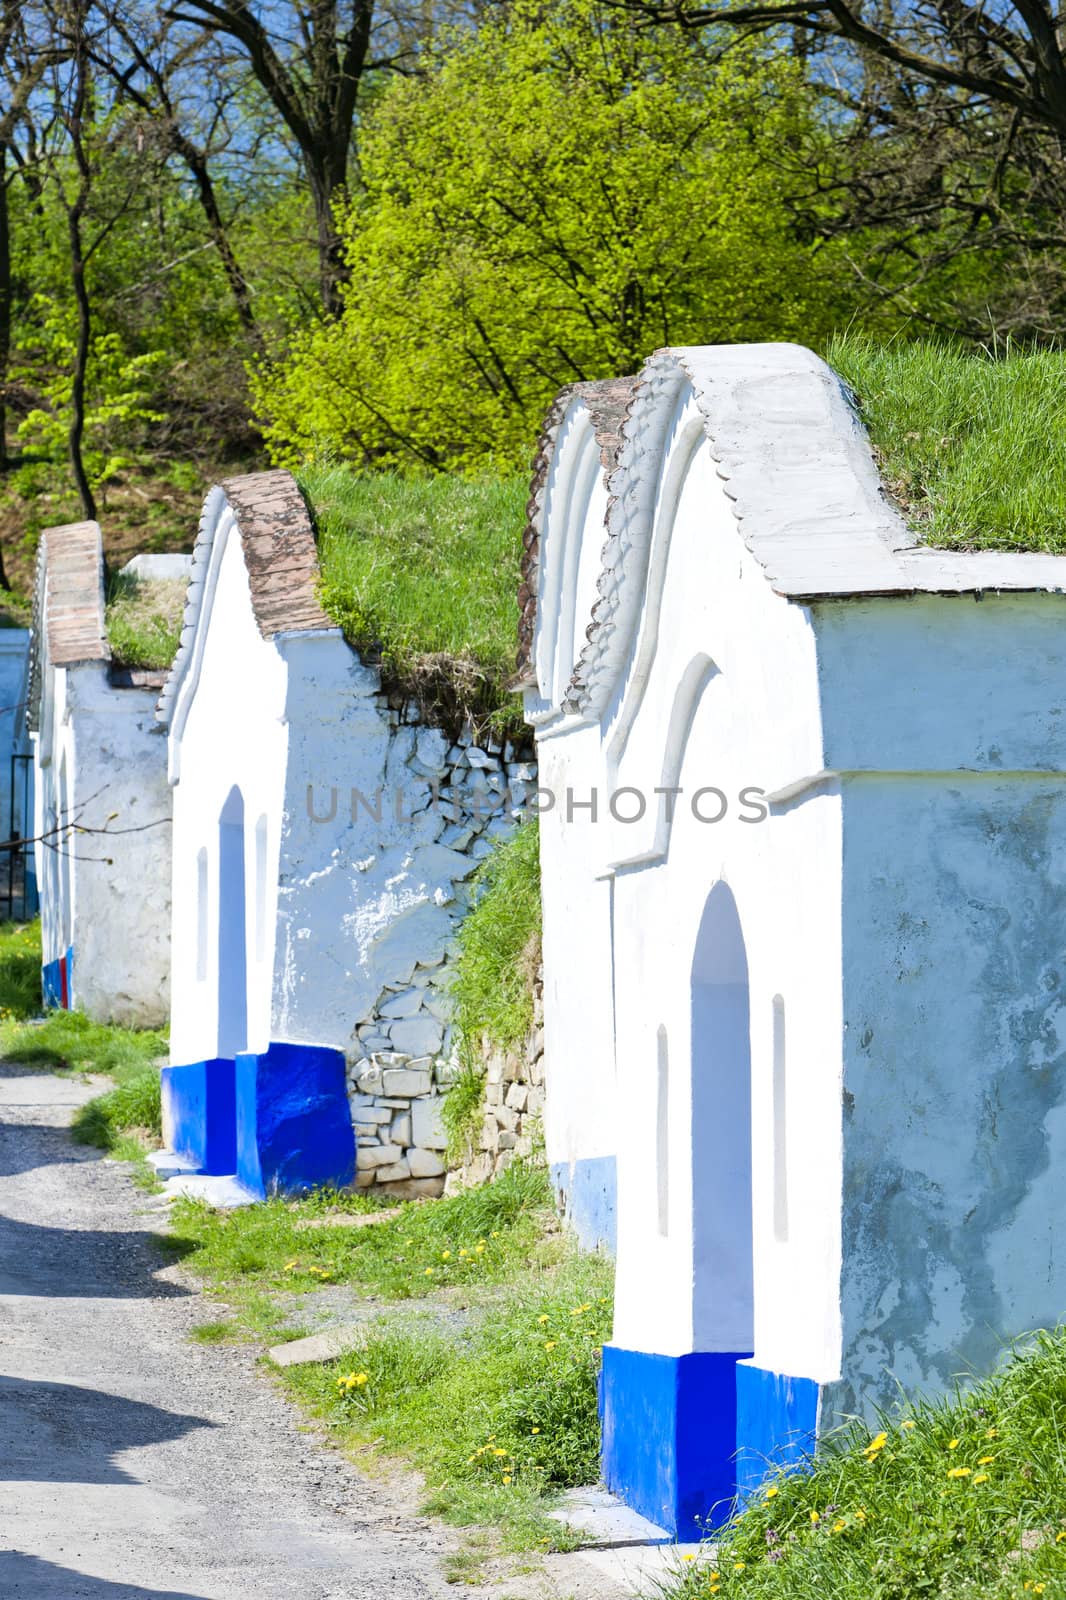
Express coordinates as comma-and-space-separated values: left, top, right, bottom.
600, 1345, 751, 1538
550, 1156, 617, 1253
235, 1041, 355, 1197
41, 946, 73, 1010
735, 1360, 820, 1500
160, 1058, 237, 1175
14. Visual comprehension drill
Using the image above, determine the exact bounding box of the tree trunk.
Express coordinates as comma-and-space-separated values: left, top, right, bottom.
66, 18, 96, 523
172, 128, 259, 338
308, 158, 345, 318
0, 142, 9, 472
0, 145, 11, 589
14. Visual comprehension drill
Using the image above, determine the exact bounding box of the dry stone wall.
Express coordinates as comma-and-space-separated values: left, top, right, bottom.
345, 690, 538, 1198
446, 967, 546, 1191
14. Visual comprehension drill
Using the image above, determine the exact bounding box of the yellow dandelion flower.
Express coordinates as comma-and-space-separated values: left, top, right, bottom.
531, 1427, 541, 1435
810, 1510, 820, 1524
424, 1267, 434, 1276
947, 1467, 972, 1479
544, 1340, 557, 1350
537, 1315, 550, 1324
947, 1439, 960, 1450
1056, 1531, 1066, 1543
1034, 1586, 1046, 1595
475, 1243, 486, 1254
973, 1474, 990, 1484
832, 1520, 847, 1533
502, 1474, 512, 1485
977, 1455, 995, 1465
491, 1230, 500, 1237
441, 1250, 451, 1260
985, 1427, 998, 1438
734, 1562, 746, 1572
285, 1260, 299, 1271
765, 1486, 779, 1500
681, 1554, 696, 1562
901, 1420, 916, 1430
492, 1448, 508, 1457
354, 1373, 368, 1386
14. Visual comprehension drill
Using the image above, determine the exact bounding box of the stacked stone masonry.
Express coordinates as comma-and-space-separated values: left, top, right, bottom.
446, 967, 545, 1192
344, 690, 537, 1199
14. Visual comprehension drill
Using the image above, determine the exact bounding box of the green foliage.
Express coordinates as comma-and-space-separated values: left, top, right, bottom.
662, 1327, 1066, 1600
0, 1006, 168, 1078
0, 920, 47, 1020
441, 1064, 488, 1165
450, 821, 541, 1063
829, 337, 1066, 550
71, 1066, 162, 1149
303, 465, 527, 727
443, 822, 542, 1160
170, 1158, 555, 1301
285, 1250, 613, 1534
254, 2, 850, 469
105, 574, 186, 668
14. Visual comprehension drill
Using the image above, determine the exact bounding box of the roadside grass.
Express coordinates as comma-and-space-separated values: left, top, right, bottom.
284, 1249, 611, 1549
661, 1327, 1066, 1600
105, 572, 186, 669
167, 1160, 613, 1553
300, 465, 528, 737
0, 919, 45, 1019
168, 1158, 555, 1306
829, 337, 1066, 551
0, 919, 165, 1170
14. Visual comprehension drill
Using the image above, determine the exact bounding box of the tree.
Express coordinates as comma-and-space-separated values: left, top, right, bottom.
163, 0, 391, 314
252, 0, 854, 469
623, 0, 1066, 146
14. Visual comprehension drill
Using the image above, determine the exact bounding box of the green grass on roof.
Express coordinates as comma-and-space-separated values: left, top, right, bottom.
105, 573, 186, 670
663, 1325, 1066, 1600
829, 337, 1066, 552
299, 467, 528, 737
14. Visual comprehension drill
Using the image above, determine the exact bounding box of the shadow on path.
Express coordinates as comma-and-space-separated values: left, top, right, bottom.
0, 1375, 215, 1485
0, 1550, 216, 1598
0, 1211, 192, 1299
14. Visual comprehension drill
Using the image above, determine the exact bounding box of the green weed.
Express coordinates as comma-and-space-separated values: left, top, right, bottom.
168, 1159, 555, 1301
662, 1326, 1066, 1600
105, 571, 186, 669
71, 1065, 162, 1148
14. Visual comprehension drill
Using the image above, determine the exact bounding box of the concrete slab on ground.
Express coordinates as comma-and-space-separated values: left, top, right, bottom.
268, 1324, 368, 1367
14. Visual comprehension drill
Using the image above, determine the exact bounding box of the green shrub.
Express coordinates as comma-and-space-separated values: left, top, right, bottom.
105, 572, 186, 669
71, 1065, 162, 1148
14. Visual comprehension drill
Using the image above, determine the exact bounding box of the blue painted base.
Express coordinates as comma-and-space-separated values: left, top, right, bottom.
550, 1155, 617, 1254
735, 1360, 821, 1499
41, 946, 73, 1011
235, 1041, 356, 1198
160, 1058, 237, 1175
600, 1345, 751, 1538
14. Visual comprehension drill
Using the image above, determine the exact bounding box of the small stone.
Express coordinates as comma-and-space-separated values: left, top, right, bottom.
376, 1175, 446, 1201
376, 1157, 412, 1182
356, 1143, 403, 1170
356, 1065, 384, 1095
382, 1067, 433, 1097
390, 1112, 412, 1148
484, 1083, 503, 1107
378, 989, 425, 1020
505, 1083, 528, 1112
526, 1086, 545, 1115
411, 1095, 448, 1150
389, 1016, 443, 1057
356, 1130, 381, 1143
466, 746, 497, 769
408, 1147, 446, 1178
497, 1131, 517, 1150
514, 1135, 534, 1159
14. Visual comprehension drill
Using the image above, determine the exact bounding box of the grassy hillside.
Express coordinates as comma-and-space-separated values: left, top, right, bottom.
830, 338, 1066, 552
664, 1326, 1066, 1600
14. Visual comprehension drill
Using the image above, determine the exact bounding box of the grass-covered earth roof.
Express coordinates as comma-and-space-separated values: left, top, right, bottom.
300, 465, 529, 737
829, 338, 1066, 553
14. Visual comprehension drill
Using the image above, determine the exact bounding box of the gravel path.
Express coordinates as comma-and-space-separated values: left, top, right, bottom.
0, 1065, 456, 1600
